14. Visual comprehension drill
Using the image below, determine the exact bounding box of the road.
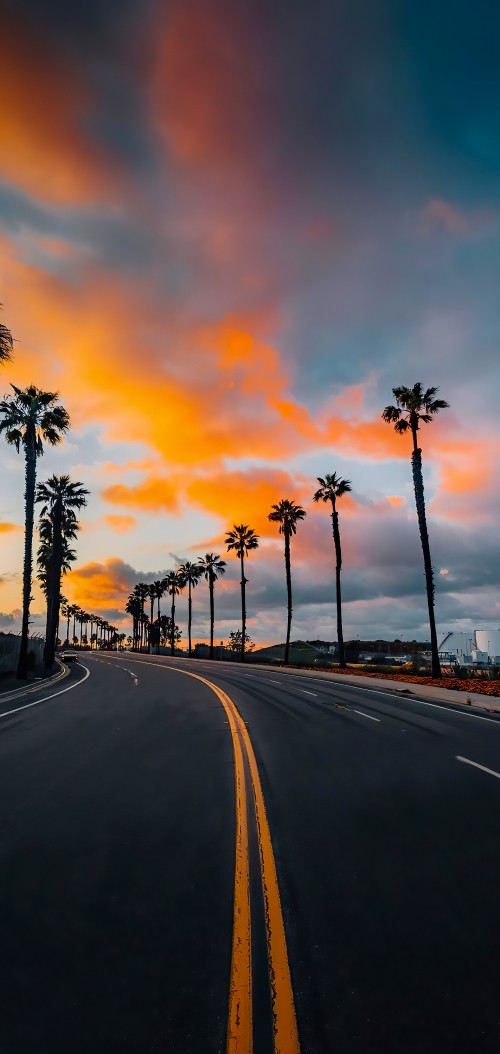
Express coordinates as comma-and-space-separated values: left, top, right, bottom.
0, 653, 499, 1053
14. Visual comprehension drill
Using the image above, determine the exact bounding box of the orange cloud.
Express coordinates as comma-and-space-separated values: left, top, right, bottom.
65, 558, 135, 611
0, 14, 117, 203
387, 495, 405, 507
102, 478, 179, 513
187, 468, 310, 537
104, 515, 137, 533
0, 522, 21, 533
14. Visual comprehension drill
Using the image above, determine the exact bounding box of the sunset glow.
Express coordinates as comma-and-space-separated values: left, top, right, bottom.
1, 0, 499, 645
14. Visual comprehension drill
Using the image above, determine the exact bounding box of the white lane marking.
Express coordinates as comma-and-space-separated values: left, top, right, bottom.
296, 688, 317, 697
456, 756, 500, 780
0, 664, 91, 719
353, 710, 381, 722
325, 681, 500, 725
268, 679, 281, 685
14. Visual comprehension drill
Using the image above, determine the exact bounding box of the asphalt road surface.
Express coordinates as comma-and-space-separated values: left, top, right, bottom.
1, 654, 499, 1053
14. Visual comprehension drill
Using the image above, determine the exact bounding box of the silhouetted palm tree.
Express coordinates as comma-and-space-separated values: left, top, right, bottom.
126, 594, 141, 649
36, 474, 88, 671
313, 474, 352, 669
382, 382, 449, 678
268, 499, 306, 665
165, 570, 183, 655
151, 579, 166, 654
0, 386, 70, 678
225, 525, 259, 662
177, 561, 203, 657
0, 306, 14, 365
133, 583, 149, 649
198, 554, 226, 659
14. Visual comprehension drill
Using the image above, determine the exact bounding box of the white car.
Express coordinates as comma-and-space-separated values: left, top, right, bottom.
61, 651, 78, 663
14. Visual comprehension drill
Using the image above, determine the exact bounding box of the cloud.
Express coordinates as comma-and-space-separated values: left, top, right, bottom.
102, 478, 179, 512
0, 13, 118, 204
0, 522, 21, 533
187, 467, 310, 537
104, 514, 136, 533
420, 199, 468, 235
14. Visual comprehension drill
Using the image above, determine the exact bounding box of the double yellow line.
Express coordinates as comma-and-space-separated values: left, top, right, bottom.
168, 666, 300, 1054
98, 654, 300, 1052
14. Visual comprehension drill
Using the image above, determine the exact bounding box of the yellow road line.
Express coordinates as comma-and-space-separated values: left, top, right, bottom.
98, 655, 300, 1053
167, 664, 300, 1054
224, 709, 253, 1053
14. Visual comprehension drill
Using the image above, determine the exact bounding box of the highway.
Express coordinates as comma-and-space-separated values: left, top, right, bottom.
0, 653, 499, 1053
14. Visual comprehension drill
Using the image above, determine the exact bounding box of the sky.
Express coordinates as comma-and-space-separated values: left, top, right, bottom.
0, 0, 499, 647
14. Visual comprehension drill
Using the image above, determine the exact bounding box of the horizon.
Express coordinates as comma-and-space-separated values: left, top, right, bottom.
1, 0, 499, 646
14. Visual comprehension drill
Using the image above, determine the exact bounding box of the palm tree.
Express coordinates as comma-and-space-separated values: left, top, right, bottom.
61, 601, 71, 645
125, 594, 141, 649
150, 580, 166, 654
0, 305, 14, 365
165, 570, 183, 655
177, 561, 203, 657
0, 385, 70, 678
313, 474, 352, 669
225, 525, 259, 662
36, 474, 89, 671
133, 583, 149, 650
268, 500, 306, 665
198, 554, 226, 659
382, 382, 449, 678
146, 583, 157, 654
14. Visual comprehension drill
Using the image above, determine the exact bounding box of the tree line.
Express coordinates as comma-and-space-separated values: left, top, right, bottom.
125, 381, 448, 681
0, 307, 449, 679
0, 307, 89, 678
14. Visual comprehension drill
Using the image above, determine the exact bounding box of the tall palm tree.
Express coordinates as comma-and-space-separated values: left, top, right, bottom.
125, 594, 141, 650
36, 474, 88, 671
198, 554, 226, 659
268, 499, 306, 665
177, 561, 203, 657
146, 583, 157, 654
225, 525, 259, 662
165, 570, 183, 656
0, 305, 14, 365
0, 385, 70, 678
150, 579, 166, 654
61, 601, 71, 645
382, 382, 449, 678
133, 583, 149, 649
313, 474, 352, 669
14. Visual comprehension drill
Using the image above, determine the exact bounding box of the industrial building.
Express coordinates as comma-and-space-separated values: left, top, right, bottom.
439, 628, 500, 666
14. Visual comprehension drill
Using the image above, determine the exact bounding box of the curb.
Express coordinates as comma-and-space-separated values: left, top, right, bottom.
0, 657, 69, 705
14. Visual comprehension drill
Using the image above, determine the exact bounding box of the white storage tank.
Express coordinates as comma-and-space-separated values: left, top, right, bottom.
475, 629, 500, 660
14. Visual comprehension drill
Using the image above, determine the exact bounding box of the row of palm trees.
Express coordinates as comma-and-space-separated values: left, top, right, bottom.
0, 309, 448, 679
0, 307, 90, 677
59, 603, 122, 650
126, 385, 448, 677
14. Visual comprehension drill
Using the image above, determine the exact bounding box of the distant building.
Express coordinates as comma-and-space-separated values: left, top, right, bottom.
439, 628, 500, 666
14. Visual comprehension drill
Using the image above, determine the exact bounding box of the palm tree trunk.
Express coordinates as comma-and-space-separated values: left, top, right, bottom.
331, 503, 346, 669
149, 597, 154, 654
43, 503, 63, 672
66, 613, 70, 644
188, 583, 192, 657
240, 551, 246, 663
209, 575, 214, 660
170, 595, 175, 656
157, 597, 161, 655
411, 445, 441, 678
284, 531, 292, 665
17, 449, 37, 679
